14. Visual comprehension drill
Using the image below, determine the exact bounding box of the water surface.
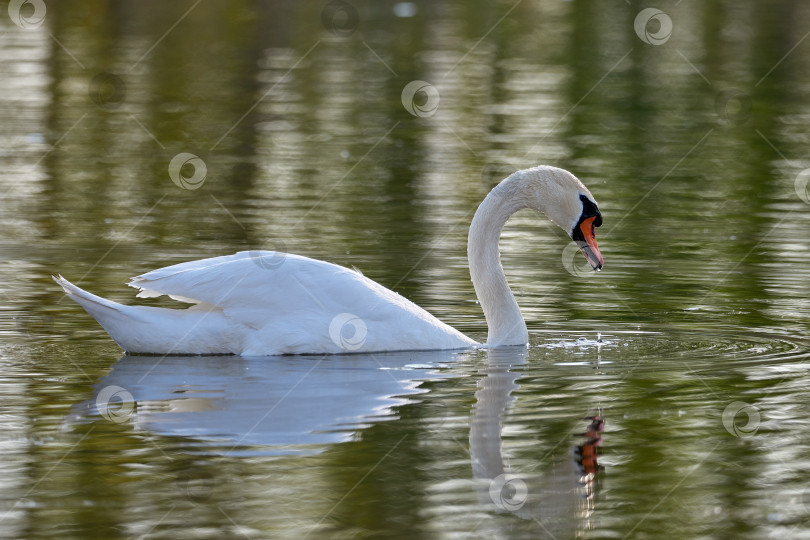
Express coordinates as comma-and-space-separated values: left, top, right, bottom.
2, 1, 810, 538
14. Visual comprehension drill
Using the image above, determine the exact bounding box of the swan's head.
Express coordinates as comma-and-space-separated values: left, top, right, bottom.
569, 192, 604, 271
515, 166, 604, 271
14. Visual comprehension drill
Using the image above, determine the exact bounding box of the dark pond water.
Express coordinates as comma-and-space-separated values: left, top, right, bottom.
2, 1, 810, 538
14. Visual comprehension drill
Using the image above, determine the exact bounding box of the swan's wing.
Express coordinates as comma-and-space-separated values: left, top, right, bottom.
127, 251, 476, 353
129, 252, 276, 304
128, 251, 419, 327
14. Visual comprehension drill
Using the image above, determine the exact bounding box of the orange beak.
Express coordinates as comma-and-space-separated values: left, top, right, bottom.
576, 216, 604, 271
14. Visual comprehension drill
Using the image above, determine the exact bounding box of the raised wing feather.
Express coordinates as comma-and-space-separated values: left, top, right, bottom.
129, 252, 274, 304
127, 251, 432, 331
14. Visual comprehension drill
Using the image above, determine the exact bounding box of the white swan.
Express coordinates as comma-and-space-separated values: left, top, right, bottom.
54, 166, 603, 355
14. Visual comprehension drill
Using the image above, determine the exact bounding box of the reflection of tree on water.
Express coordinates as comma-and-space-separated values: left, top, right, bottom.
574, 411, 605, 525
575, 412, 604, 477
470, 348, 605, 537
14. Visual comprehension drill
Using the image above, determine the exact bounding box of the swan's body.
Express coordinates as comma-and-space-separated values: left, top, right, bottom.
55, 166, 603, 355
54, 253, 475, 355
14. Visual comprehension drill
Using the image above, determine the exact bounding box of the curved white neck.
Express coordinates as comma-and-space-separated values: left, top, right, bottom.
468, 177, 532, 346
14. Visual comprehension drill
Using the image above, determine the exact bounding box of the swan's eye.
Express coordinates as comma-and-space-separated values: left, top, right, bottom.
578, 194, 601, 230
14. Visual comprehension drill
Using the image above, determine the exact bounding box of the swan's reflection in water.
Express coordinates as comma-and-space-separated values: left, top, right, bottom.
65, 351, 461, 454
470, 347, 603, 536
65, 347, 604, 531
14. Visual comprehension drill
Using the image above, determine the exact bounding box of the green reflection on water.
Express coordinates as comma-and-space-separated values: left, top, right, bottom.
2, 0, 810, 538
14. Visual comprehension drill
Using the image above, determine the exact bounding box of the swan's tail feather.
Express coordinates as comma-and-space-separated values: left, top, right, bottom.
53, 275, 141, 349
54, 275, 231, 354
53, 275, 125, 313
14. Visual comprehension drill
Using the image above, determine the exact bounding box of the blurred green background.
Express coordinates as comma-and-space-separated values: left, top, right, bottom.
2, 1, 810, 538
